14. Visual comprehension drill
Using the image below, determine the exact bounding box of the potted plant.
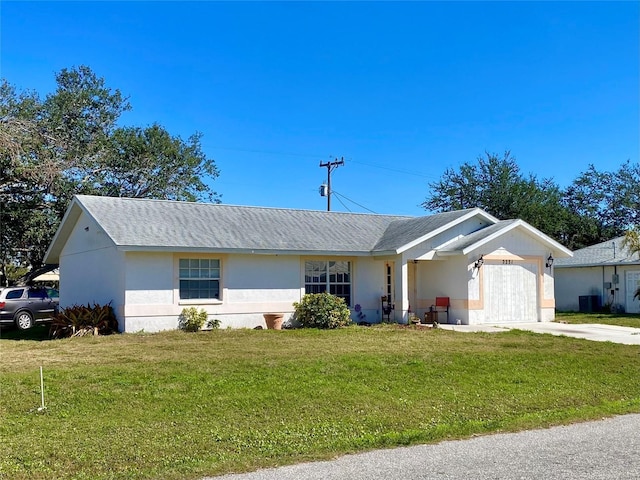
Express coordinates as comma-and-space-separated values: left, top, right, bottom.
263, 313, 284, 330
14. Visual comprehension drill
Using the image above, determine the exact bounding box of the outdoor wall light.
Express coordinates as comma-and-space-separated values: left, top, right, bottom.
473, 255, 484, 270
546, 254, 554, 269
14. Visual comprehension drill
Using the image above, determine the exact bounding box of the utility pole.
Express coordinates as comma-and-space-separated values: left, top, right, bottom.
319, 157, 344, 211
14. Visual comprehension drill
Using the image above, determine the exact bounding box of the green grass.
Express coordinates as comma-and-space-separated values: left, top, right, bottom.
1, 326, 640, 480
556, 311, 640, 328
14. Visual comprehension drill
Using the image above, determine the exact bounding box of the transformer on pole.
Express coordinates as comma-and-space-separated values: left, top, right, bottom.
319, 157, 344, 211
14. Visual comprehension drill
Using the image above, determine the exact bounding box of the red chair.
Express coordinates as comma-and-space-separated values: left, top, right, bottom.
431, 297, 450, 324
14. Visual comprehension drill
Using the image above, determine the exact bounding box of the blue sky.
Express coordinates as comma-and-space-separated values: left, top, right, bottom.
1, 1, 638, 216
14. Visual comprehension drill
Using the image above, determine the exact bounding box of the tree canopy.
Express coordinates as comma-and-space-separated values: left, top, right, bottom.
423, 151, 639, 250
0, 66, 220, 284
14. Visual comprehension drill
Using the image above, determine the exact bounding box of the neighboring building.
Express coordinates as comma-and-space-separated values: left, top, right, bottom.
44, 195, 572, 332
555, 237, 640, 313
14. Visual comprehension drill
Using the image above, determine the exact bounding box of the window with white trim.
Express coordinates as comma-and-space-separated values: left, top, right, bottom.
179, 259, 220, 300
304, 260, 351, 306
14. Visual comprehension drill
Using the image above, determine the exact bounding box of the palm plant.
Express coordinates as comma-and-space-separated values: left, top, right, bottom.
622, 227, 640, 301
621, 226, 640, 258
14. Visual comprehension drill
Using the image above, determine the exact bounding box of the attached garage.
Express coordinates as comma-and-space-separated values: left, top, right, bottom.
484, 262, 539, 323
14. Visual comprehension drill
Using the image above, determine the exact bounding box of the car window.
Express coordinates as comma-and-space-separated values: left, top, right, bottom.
28, 289, 47, 299
6, 289, 24, 299
47, 288, 59, 299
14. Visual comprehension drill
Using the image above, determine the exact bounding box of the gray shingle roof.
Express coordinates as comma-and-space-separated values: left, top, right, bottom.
64, 196, 477, 257
555, 236, 640, 267
45, 196, 576, 265
75, 195, 408, 254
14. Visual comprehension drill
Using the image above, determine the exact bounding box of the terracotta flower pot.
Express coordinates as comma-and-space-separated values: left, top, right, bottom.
263, 313, 284, 330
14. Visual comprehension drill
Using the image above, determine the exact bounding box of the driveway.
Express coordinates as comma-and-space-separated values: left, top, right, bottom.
208, 414, 640, 479
439, 322, 640, 345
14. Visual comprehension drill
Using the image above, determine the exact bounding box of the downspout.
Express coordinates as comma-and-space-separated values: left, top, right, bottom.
613, 265, 618, 310
602, 266, 605, 306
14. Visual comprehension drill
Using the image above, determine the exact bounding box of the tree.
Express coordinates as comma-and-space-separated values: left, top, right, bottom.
621, 227, 640, 259
564, 161, 640, 243
422, 151, 574, 246
87, 125, 219, 202
423, 152, 639, 251
0, 66, 220, 282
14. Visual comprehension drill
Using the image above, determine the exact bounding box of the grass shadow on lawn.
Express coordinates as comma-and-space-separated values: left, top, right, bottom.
0, 324, 51, 341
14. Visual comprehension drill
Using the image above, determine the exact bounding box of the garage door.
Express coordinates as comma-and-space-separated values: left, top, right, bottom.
626, 271, 640, 314
484, 263, 538, 323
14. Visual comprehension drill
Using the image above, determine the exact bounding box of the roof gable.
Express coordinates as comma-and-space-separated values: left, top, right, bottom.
437, 219, 573, 257
373, 208, 498, 253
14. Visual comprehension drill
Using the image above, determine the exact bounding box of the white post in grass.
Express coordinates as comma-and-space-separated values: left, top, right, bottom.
38, 366, 46, 411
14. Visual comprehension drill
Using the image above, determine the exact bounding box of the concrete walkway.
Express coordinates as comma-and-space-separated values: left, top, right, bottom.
438, 322, 640, 345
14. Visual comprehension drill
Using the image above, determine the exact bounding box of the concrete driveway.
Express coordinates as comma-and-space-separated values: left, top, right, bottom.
439, 322, 640, 345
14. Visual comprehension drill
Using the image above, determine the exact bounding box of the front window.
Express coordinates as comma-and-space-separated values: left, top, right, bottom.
304, 260, 351, 306
179, 259, 220, 300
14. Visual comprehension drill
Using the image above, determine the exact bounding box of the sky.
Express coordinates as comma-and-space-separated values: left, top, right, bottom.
1, 1, 638, 216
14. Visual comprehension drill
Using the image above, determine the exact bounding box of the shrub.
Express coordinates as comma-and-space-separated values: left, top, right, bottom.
293, 293, 352, 329
50, 303, 118, 338
178, 307, 208, 332
207, 318, 221, 329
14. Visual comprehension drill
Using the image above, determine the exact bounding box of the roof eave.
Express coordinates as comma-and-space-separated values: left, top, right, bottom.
396, 208, 498, 254
555, 260, 640, 268
43, 198, 83, 264
117, 245, 375, 257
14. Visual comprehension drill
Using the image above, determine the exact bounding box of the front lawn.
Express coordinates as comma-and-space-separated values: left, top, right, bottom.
556, 311, 640, 328
1, 326, 639, 480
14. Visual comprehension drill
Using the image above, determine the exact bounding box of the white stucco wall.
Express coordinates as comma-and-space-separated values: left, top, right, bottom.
555, 265, 640, 313
555, 266, 603, 311
58, 211, 125, 327
354, 257, 390, 323
413, 255, 469, 324
119, 252, 396, 332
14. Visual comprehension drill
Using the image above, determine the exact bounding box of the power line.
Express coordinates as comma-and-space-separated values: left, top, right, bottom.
333, 193, 352, 212
209, 146, 320, 159
332, 190, 378, 214
348, 158, 437, 179
210, 145, 438, 180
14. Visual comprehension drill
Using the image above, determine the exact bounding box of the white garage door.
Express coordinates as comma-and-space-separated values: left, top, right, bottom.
626, 271, 640, 314
484, 263, 539, 323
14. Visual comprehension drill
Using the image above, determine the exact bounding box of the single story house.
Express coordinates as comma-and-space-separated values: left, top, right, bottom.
44, 195, 572, 332
555, 237, 640, 313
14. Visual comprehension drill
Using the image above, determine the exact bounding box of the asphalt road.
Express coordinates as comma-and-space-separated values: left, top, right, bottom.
208, 414, 640, 480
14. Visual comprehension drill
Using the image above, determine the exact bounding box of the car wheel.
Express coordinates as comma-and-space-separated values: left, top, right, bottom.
15, 311, 34, 330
